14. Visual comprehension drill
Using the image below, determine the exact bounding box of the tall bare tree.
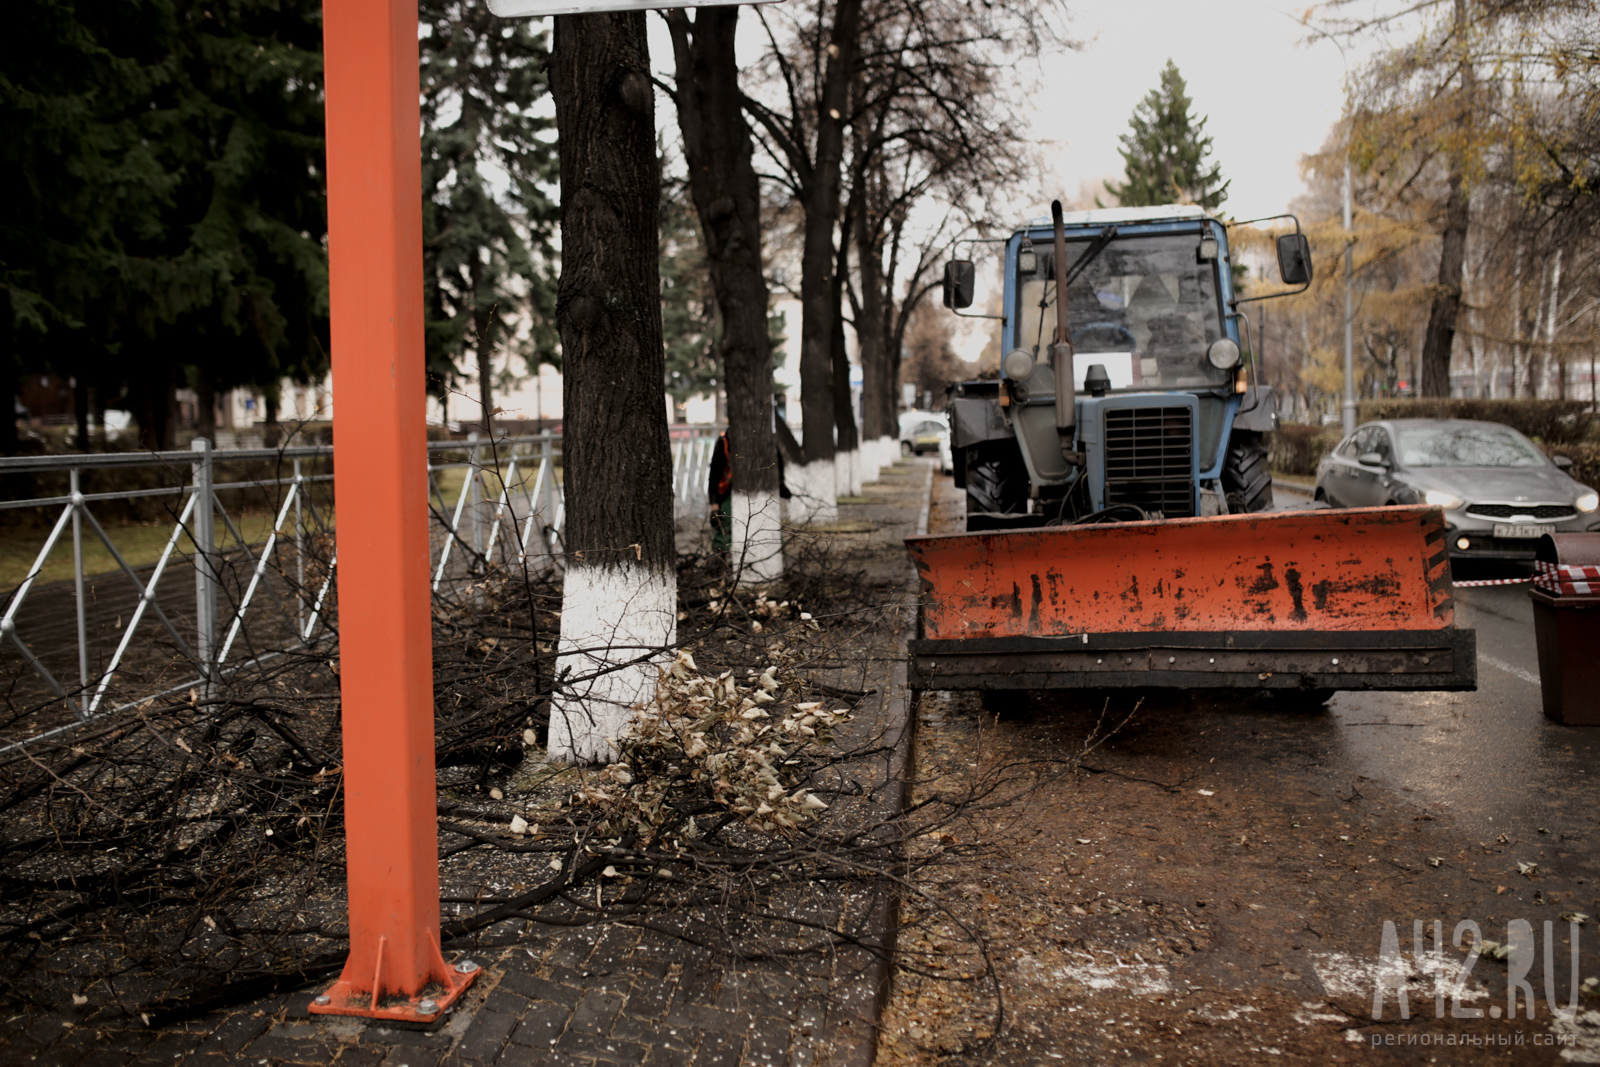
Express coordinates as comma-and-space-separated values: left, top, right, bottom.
547, 12, 676, 763
664, 8, 783, 584
747, 0, 1060, 504
745, 0, 863, 521
841, 0, 1057, 471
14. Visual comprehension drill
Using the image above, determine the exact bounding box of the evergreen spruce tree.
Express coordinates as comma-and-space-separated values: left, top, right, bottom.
3, 0, 329, 450
419, 0, 559, 430
659, 182, 719, 408
1106, 60, 1229, 210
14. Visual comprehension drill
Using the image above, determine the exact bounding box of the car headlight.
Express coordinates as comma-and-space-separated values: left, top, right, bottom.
1577, 490, 1599, 514
1423, 490, 1464, 510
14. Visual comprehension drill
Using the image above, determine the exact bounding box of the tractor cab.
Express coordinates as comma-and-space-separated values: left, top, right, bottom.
942, 204, 1306, 527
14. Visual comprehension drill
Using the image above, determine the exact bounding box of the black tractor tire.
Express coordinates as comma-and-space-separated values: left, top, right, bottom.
963, 438, 1030, 530
1273, 687, 1335, 711
981, 689, 1028, 717
1222, 429, 1273, 513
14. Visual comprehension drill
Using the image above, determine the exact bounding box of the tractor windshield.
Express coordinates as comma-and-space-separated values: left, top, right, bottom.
1015, 232, 1229, 391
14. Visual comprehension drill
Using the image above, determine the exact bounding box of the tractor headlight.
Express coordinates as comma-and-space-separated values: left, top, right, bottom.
1002, 348, 1036, 381
1423, 490, 1464, 510
1576, 490, 1599, 513
1207, 338, 1241, 370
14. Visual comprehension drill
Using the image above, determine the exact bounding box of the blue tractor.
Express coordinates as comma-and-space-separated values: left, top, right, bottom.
940, 201, 1311, 529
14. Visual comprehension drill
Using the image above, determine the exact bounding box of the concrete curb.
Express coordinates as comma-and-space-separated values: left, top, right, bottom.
834, 459, 933, 1067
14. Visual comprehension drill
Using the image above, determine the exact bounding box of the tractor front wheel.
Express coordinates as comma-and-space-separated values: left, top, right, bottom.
962, 438, 1030, 530
1222, 429, 1273, 513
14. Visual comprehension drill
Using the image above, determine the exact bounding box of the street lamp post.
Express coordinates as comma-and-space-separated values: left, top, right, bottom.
1343, 159, 1357, 436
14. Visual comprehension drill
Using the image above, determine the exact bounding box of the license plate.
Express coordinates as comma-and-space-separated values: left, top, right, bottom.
1493, 523, 1545, 539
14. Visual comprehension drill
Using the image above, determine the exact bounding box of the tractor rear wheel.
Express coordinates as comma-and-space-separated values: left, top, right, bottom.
1222, 429, 1273, 513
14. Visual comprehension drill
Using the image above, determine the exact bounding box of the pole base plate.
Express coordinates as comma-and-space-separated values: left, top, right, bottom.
308, 963, 477, 1023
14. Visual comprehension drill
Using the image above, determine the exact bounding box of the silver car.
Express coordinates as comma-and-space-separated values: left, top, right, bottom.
1314, 418, 1600, 559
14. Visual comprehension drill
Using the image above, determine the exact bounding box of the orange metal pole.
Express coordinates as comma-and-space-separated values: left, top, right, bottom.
311, 0, 476, 1022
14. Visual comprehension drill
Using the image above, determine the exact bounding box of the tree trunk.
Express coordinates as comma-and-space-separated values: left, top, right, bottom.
854, 192, 892, 481
471, 258, 498, 436
1419, 168, 1468, 397
74, 374, 91, 451
134, 364, 178, 450
1545, 249, 1563, 401
1418, 0, 1474, 399
830, 236, 859, 496
263, 388, 280, 447
1509, 243, 1523, 399
0, 296, 16, 456
91, 386, 106, 444
548, 11, 676, 763
792, 0, 862, 520
666, 7, 781, 586
195, 374, 217, 442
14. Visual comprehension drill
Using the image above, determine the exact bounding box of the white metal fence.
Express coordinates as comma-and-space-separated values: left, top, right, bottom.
0, 426, 720, 751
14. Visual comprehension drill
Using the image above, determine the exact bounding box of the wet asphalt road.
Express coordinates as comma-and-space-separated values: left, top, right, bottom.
1327, 581, 1598, 840
1271, 484, 1600, 838
886, 476, 1600, 1064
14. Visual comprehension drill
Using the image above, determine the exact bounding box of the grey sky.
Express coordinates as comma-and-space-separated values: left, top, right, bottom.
1026, 0, 1378, 221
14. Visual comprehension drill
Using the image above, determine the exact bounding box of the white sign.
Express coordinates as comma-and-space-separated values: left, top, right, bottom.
1073, 351, 1137, 390
490, 0, 777, 18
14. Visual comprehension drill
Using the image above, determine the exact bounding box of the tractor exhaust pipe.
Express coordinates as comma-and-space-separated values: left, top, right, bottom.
1049, 200, 1079, 459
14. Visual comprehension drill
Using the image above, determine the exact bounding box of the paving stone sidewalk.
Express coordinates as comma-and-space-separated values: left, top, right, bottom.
4, 460, 933, 1067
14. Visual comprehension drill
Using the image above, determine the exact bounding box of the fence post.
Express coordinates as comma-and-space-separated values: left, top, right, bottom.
294, 458, 306, 639
310, 0, 476, 1023
466, 431, 482, 575
70, 468, 88, 692
540, 429, 555, 553
190, 439, 216, 695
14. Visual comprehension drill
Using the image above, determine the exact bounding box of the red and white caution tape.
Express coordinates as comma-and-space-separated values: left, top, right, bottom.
1535, 561, 1600, 595
1452, 564, 1600, 592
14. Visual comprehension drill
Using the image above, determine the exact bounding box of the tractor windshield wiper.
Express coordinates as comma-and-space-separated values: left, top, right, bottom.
1033, 225, 1119, 351
1063, 225, 1118, 288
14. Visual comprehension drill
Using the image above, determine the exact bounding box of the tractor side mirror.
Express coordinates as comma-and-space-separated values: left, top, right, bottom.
942, 260, 975, 310
1276, 234, 1313, 286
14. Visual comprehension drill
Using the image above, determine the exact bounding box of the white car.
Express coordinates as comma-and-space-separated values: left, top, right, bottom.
899, 411, 952, 472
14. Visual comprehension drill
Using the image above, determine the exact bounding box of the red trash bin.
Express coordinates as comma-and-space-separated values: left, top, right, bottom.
1530, 533, 1600, 726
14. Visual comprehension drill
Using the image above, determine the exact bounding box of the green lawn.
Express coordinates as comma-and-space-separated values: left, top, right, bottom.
0, 511, 284, 590
1, 458, 561, 592
431, 460, 554, 508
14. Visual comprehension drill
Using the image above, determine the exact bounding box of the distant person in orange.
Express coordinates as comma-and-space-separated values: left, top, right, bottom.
707, 430, 791, 558
708, 432, 733, 555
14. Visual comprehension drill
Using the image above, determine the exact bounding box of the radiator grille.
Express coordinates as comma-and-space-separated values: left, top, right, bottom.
1464, 503, 1576, 521
1103, 406, 1194, 518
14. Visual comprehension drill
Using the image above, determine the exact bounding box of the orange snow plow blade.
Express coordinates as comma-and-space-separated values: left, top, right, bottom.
904, 506, 1476, 692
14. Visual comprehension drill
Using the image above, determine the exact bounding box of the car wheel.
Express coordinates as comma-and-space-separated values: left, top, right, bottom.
900, 440, 912, 457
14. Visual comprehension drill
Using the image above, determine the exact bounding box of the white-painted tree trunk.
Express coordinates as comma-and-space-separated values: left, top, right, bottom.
859, 435, 888, 484
786, 458, 838, 523
835, 447, 861, 498
873, 435, 896, 480
730, 489, 783, 587
857, 438, 876, 484
549, 562, 676, 764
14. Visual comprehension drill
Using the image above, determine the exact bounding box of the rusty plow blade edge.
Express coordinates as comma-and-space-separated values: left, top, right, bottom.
904, 506, 1476, 692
